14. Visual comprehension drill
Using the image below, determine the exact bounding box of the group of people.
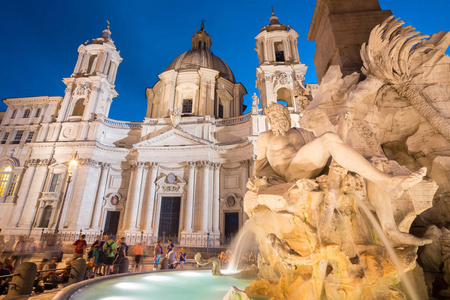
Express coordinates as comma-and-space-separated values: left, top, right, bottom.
0, 235, 40, 295
153, 239, 186, 270
76, 234, 131, 277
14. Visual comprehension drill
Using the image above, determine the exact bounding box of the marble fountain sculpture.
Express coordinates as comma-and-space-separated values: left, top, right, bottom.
241, 16, 449, 299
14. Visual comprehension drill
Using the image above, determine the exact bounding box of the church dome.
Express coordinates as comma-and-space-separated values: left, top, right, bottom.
165, 49, 236, 83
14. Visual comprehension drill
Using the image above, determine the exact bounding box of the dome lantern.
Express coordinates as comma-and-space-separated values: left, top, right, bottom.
191, 22, 212, 52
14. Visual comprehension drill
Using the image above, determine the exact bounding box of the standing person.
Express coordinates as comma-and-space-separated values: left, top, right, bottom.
102, 236, 117, 275
178, 248, 186, 269
167, 246, 177, 269
11, 235, 27, 269
25, 237, 38, 262
91, 235, 101, 248
100, 235, 108, 248
119, 237, 128, 256
72, 234, 87, 260
166, 239, 174, 253
133, 242, 144, 272
113, 240, 127, 274
153, 241, 162, 271
3, 236, 15, 260
91, 245, 104, 277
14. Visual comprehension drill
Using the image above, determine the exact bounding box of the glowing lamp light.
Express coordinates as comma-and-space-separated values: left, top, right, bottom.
68, 159, 78, 176
68, 152, 78, 177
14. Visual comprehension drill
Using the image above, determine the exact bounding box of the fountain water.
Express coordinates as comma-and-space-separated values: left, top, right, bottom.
226, 220, 258, 272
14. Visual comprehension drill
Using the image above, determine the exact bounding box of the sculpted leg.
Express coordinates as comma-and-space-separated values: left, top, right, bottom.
287, 132, 426, 198
366, 180, 432, 247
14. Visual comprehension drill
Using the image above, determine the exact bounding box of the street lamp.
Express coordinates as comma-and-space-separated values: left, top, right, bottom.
54, 152, 78, 234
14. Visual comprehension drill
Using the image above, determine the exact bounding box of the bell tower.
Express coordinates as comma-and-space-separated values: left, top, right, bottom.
57, 24, 122, 122
255, 10, 308, 111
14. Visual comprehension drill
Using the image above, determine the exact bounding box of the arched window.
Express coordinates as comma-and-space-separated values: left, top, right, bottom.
39, 205, 52, 228
88, 55, 98, 74
23, 109, 31, 118
0, 165, 19, 198
72, 98, 85, 117
276, 88, 293, 107
0, 166, 12, 196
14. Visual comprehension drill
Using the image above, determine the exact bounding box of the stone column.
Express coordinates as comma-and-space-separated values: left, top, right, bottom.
184, 162, 196, 232
241, 160, 250, 222
123, 162, 145, 231
212, 163, 221, 234
201, 161, 211, 232
18, 159, 50, 228
135, 165, 149, 229
10, 160, 37, 226
144, 163, 159, 233
90, 163, 110, 230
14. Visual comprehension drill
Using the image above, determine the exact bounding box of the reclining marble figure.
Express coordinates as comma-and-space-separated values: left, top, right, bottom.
254, 103, 431, 246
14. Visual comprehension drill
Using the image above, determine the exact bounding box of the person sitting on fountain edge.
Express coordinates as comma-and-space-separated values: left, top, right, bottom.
253, 103, 431, 247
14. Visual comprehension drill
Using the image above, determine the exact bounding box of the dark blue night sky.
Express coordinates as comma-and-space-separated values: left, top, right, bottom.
0, 0, 448, 121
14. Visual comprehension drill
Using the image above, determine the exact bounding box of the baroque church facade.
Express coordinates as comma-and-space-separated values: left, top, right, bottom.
0, 13, 317, 246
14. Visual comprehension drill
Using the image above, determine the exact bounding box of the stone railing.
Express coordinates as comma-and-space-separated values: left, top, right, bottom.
214, 113, 251, 126
102, 117, 143, 129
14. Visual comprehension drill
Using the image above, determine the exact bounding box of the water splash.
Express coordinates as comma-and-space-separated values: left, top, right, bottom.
354, 196, 420, 300
227, 220, 257, 272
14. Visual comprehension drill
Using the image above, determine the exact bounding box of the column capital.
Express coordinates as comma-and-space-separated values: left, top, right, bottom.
38, 159, 52, 166
241, 160, 251, 167
25, 158, 39, 167
200, 161, 212, 168
148, 162, 159, 168
212, 162, 222, 170
101, 162, 111, 169
186, 161, 197, 169
130, 161, 146, 170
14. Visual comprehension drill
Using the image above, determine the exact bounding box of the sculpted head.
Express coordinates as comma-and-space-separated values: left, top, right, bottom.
265, 103, 292, 136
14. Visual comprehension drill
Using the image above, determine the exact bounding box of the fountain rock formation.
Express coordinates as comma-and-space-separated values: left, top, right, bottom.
242, 16, 447, 299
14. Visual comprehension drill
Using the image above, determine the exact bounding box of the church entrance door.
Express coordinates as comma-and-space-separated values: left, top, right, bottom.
224, 212, 239, 243
158, 197, 181, 239
103, 211, 120, 237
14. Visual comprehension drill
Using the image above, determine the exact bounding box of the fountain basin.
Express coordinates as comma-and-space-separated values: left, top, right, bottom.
55, 269, 265, 300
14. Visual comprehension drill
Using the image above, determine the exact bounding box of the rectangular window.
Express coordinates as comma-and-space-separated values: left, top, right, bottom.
1, 132, 10, 144
7, 174, 19, 196
182, 99, 193, 114
11, 110, 17, 119
219, 103, 224, 118
26, 131, 34, 143
35, 108, 41, 117
274, 42, 285, 62
11, 130, 24, 144
48, 174, 61, 193
23, 109, 30, 118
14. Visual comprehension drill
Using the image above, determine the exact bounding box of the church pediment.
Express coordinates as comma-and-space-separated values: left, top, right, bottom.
134, 128, 211, 148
